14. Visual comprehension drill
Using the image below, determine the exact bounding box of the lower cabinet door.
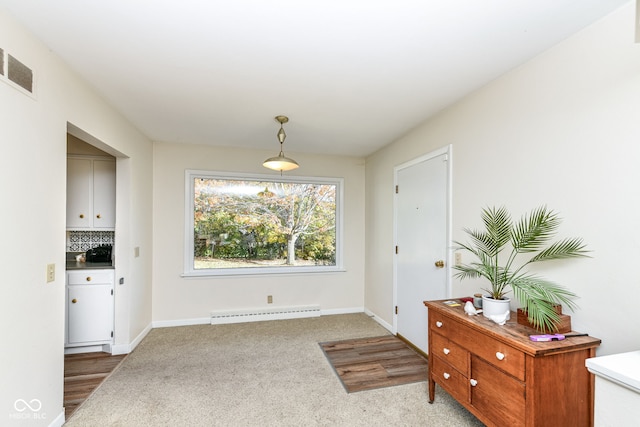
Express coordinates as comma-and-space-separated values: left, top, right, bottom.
470, 355, 526, 426
67, 285, 113, 344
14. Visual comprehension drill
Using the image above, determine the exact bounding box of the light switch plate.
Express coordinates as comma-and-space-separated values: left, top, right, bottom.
46, 263, 55, 283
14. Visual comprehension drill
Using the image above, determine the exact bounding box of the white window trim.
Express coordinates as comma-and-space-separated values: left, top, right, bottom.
183, 169, 344, 277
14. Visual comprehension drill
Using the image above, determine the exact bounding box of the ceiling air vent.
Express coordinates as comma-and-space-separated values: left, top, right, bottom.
1, 49, 35, 95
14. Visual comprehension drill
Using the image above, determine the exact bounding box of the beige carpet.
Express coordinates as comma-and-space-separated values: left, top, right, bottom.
65, 313, 483, 426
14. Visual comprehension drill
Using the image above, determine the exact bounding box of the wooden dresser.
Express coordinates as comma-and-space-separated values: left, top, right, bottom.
424, 299, 601, 427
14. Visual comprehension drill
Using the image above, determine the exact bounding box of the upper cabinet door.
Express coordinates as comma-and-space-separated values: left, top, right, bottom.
66, 158, 93, 229
92, 159, 116, 229
66, 157, 115, 230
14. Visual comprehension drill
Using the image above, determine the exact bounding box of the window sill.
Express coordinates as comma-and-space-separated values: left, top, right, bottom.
181, 266, 346, 278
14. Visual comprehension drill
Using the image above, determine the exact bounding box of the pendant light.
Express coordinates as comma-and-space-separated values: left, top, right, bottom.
263, 115, 299, 172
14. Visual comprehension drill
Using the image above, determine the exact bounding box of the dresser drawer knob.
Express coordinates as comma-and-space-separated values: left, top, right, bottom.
495, 352, 505, 361
443, 348, 450, 355
86, 276, 92, 282
470, 379, 478, 387
436, 321, 443, 328
443, 372, 450, 380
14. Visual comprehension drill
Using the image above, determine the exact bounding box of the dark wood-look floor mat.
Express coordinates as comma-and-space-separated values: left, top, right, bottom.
64, 352, 127, 419
320, 335, 428, 393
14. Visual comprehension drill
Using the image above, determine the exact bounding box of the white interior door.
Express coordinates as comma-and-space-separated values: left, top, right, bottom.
394, 147, 450, 355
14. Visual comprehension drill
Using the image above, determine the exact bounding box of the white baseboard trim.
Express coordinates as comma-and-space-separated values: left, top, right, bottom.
152, 317, 211, 328
64, 344, 110, 355
111, 322, 153, 355
49, 409, 65, 427
151, 308, 367, 328
364, 308, 393, 332
320, 306, 363, 316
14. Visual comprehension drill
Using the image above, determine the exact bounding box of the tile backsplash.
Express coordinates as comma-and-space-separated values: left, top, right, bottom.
67, 230, 114, 252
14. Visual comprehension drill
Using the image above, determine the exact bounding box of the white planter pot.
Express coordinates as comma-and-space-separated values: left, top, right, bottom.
482, 295, 511, 321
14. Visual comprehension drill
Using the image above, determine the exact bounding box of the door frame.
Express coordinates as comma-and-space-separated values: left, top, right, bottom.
392, 145, 453, 336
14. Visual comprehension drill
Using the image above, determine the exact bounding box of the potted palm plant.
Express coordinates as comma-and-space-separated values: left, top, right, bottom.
453, 206, 589, 332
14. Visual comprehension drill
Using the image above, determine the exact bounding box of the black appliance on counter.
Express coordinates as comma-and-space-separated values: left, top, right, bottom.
85, 244, 113, 262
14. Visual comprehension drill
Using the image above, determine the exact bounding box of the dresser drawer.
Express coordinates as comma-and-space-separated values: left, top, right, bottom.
465, 333, 525, 381
430, 311, 525, 381
431, 331, 468, 375
431, 355, 468, 404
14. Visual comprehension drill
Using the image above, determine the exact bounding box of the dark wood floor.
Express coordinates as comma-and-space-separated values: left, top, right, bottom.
64, 352, 127, 419
320, 335, 428, 393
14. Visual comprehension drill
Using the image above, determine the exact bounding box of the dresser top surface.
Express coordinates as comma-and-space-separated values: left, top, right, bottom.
425, 298, 601, 356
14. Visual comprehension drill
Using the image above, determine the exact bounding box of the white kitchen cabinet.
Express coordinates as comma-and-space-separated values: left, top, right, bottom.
66, 156, 116, 230
66, 270, 114, 347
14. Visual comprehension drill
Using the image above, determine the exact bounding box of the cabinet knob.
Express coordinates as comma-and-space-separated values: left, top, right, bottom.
443, 372, 450, 380
86, 276, 92, 282
436, 321, 443, 328
96, 214, 101, 219
495, 352, 505, 361
434, 260, 445, 268
79, 214, 85, 219
71, 298, 77, 303
470, 379, 478, 387
443, 348, 450, 355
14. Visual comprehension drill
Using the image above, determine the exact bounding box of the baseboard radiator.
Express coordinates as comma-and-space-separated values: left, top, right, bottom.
210, 304, 321, 325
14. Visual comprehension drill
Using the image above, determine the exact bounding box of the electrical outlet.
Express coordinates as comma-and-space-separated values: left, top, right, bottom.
454, 252, 462, 266
46, 263, 55, 283
267, 295, 273, 304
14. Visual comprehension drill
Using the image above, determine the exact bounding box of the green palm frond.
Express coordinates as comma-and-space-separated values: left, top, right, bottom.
529, 238, 590, 263
511, 205, 561, 253
510, 274, 578, 310
510, 274, 579, 332
481, 206, 511, 253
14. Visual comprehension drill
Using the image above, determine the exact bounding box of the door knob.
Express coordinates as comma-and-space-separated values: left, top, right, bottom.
71, 299, 77, 303
435, 260, 445, 268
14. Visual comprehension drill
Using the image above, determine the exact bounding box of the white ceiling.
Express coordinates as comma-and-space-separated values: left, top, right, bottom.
1, 0, 630, 157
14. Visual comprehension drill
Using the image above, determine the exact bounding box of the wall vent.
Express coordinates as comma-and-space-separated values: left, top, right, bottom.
1, 48, 35, 95
210, 304, 321, 325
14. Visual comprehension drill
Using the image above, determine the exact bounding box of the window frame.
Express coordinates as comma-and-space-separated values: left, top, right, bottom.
183, 169, 344, 277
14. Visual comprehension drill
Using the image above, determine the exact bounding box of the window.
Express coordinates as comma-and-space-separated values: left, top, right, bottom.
184, 170, 343, 276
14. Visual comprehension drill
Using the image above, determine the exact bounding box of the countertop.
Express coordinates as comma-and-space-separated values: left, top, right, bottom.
66, 252, 114, 270
66, 260, 114, 270
586, 350, 640, 393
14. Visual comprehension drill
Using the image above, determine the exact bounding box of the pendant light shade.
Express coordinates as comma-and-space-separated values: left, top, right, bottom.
263, 115, 299, 172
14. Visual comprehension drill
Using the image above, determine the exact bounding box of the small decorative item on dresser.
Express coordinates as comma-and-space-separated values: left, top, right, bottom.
517, 304, 572, 333
473, 293, 483, 308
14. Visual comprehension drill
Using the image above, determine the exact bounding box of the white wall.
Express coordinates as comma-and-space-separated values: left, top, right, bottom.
366, 2, 640, 356
152, 142, 366, 323
0, 8, 153, 426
